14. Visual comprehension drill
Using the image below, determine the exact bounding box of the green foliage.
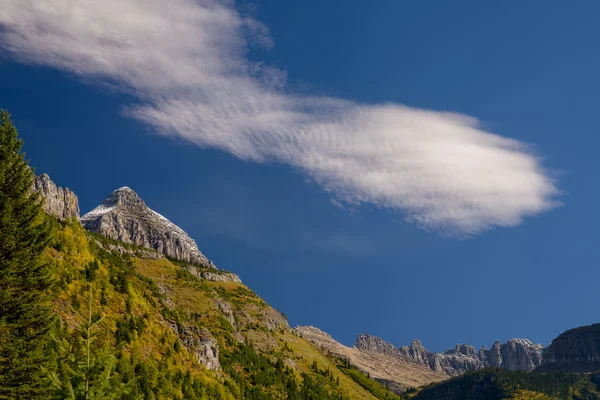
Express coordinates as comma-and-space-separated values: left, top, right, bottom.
46, 224, 235, 400
85, 260, 100, 282
337, 361, 400, 400
221, 342, 351, 399
0, 110, 55, 399
406, 368, 600, 400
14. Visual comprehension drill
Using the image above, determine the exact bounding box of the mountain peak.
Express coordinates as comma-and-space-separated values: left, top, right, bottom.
103, 186, 144, 205
82, 188, 213, 267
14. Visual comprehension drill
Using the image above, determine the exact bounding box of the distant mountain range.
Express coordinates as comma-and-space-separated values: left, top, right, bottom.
296, 326, 544, 393
356, 334, 543, 376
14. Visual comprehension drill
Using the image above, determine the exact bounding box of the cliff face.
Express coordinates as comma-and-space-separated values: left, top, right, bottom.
355, 334, 543, 377
535, 323, 600, 373
32, 173, 80, 220
492, 338, 544, 371
81, 187, 213, 267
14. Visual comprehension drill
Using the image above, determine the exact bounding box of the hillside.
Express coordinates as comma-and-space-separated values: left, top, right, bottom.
403, 368, 600, 400
536, 324, 600, 373
41, 216, 399, 399
295, 326, 446, 394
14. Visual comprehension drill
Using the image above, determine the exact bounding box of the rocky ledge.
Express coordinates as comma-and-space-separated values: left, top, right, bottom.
200, 271, 242, 284
169, 322, 220, 371
81, 187, 213, 267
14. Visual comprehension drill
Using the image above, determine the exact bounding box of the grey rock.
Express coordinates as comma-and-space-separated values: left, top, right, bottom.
398, 340, 485, 375
186, 267, 242, 284
201, 271, 242, 284
261, 307, 290, 332
213, 297, 236, 328
409, 340, 430, 365
435, 344, 486, 375
32, 173, 79, 220
487, 341, 503, 367
81, 187, 212, 267
499, 338, 544, 371
169, 322, 220, 371
185, 266, 204, 280
356, 334, 402, 358
157, 284, 175, 309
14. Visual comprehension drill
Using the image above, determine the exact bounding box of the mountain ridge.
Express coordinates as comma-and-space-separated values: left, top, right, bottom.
356, 333, 543, 376
294, 326, 446, 394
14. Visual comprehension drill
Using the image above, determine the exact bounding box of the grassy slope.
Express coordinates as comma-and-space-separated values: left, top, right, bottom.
47, 219, 393, 399
49, 222, 232, 399
134, 257, 383, 399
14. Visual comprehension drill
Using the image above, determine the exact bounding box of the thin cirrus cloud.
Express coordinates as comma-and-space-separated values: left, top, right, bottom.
0, 0, 559, 235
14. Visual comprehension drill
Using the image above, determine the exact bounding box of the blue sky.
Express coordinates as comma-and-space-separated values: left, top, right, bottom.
1, 1, 598, 352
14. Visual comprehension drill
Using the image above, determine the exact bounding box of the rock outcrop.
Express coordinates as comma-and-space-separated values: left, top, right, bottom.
169, 322, 220, 371
81, 187, 213, 267
295, 326, 447, 394
200, 271, 242, 284
535, 323, 600, 373
356, 334, 543, 377
213, 298, 236, 328
32, 173, 79, 220
92, 239, 164, 260
490, 338, 544, 371
261, 307, 290, 332
356, 333, 403, 358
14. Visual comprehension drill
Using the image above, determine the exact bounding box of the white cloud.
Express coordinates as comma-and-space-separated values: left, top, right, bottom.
0, 0, 559, 235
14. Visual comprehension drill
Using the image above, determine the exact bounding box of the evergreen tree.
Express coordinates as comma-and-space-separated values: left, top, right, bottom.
49, 287, 122, 400
0, 110, 55, 399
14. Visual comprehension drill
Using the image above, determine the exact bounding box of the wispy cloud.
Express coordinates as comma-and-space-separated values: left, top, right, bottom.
0, 0, 559, 235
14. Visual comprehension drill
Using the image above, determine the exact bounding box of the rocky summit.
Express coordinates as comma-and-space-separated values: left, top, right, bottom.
356, 334, 543, 377
81, 187, 213, 267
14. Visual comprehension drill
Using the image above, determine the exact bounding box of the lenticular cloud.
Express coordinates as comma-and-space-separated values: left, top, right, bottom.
0, 0, 559, 235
